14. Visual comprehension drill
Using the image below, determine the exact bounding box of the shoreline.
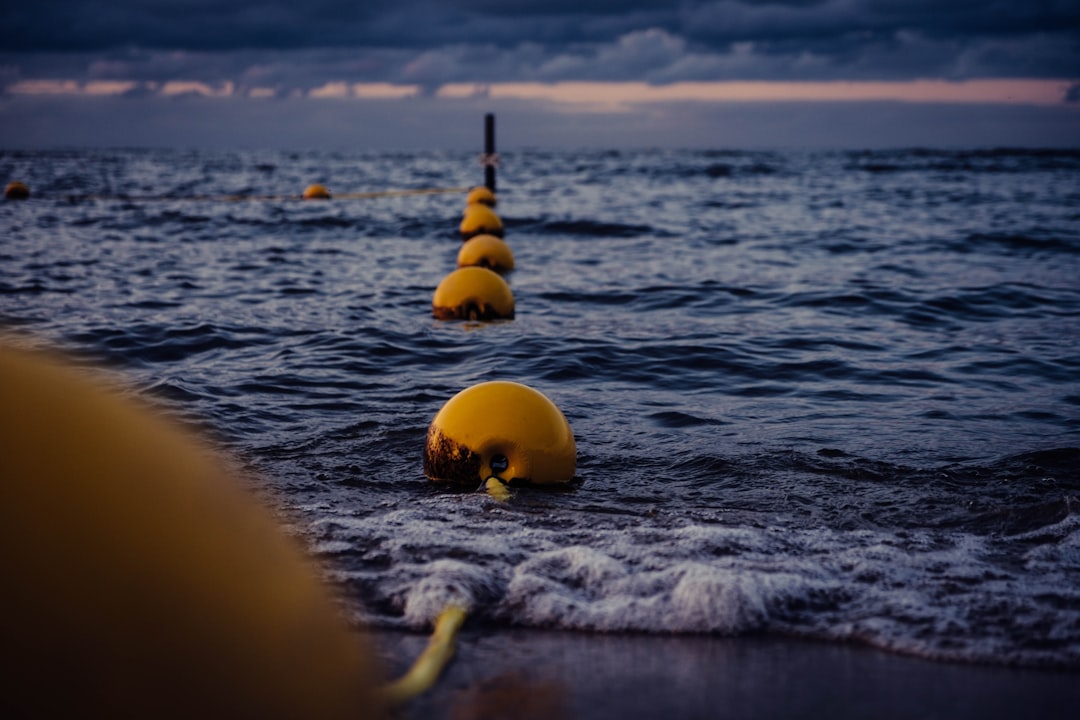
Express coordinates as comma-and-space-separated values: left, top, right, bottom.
372, 628, 1078, 719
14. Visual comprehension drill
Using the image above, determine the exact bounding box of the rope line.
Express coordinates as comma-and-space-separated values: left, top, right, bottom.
52, 186, 471, 203
378, 605, 469, 707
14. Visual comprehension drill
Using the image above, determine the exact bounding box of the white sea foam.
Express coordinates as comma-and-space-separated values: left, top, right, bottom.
314, 493, 1080, 667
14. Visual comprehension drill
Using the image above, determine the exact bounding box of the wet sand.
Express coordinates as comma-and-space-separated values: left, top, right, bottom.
373, 629, 1078, 719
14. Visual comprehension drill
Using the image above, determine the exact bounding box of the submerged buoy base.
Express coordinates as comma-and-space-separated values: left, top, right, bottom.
432, 267, 514, 321
423, 381, 576, 486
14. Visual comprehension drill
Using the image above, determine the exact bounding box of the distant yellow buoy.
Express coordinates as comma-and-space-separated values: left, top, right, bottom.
457, 234, 515, 273
4, 181, 30, 200
423, 381, 576, 486
465, 186, 496, 207
303, 183, 331, 200
0, 343, 385, 719
459, 204, 503, 239
432, 266, 514, 321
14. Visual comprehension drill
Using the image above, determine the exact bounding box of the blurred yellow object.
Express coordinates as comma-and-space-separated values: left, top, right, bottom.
465, 186, 497, 207
457, 233, 515, 273
459, 204, 504, 239
422, 381, 576, 486
0, 342, 385, 719
432, 267, 515, 321
303, 183, 332, 200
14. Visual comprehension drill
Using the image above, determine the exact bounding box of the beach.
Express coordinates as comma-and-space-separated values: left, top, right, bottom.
374, 628, 1079, 719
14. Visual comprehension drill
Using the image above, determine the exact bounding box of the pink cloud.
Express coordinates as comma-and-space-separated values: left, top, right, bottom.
482, 79, 1073, 110
6, 77, 1074, 110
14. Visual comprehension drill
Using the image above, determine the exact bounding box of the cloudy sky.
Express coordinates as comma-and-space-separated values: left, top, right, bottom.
2, 1, 1078, 149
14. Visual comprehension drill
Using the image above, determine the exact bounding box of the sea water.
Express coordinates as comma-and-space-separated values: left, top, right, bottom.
2, 147, 1078, 668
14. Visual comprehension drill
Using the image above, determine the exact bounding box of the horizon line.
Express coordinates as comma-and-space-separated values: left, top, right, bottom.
7, 78, 1076, 109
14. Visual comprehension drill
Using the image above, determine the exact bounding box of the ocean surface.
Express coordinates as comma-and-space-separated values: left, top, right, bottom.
2, 147, 1078, 669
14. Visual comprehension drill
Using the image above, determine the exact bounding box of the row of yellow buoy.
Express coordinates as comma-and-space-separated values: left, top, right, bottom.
0, 149, 578, 714
432, 187, 516, 320
0, 177, 522, 718
423, 183, 577, 494
6, 171, 576, 491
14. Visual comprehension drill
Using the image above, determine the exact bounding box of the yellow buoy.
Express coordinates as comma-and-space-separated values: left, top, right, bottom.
303, 183, 331, 200
432, 266, 514, 321
422, 381, 576, 487
0, 343, 385, 720
4, 181, 30, 200
457, 233, 515, 273
465, 186, 496, 207
459, 204, 504, 239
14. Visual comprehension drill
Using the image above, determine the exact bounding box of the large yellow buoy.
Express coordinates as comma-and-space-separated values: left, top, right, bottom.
432, 266, 514, 321
457, 233, 515, 273
465, 186, 496, 207
0, 343, 385, 720
422, 381, 576, 487
303, 183, 331, 200
459, 204, 504, 239
4, 181, 30, 200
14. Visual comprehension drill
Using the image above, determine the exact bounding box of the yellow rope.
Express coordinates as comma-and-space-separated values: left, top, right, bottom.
484, 477, 513, 502
61, 187, 471, 203
334, 187, 471, 200
379, 605, 468, 707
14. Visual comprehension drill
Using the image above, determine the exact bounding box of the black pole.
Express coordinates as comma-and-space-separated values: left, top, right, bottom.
484, 113, 496, 192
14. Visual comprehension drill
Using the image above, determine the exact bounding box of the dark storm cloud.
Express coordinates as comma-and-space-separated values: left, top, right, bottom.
0, 2, 394, 52
1, 3, 1076, 151
1, 1, 1077, 89
3, 2, 1077, 51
